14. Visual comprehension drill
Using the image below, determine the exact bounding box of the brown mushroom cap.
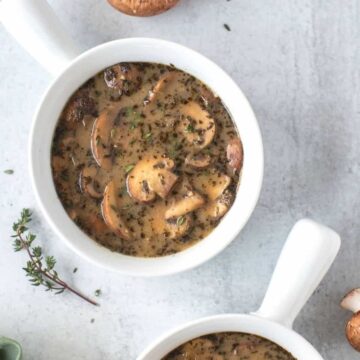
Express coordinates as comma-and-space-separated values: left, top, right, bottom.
104, 63, 141, 95
107, 0, 180, 17
179, 101, 216, 149
101, 180, 132, 240
126, 157, 178, 202
346, 312, 360, 352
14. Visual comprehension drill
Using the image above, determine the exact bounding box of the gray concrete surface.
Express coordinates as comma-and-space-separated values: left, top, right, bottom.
0, 0, 359, 358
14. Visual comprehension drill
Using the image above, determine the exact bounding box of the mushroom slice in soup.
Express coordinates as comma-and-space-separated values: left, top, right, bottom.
179, 101, 216, 149
185, 152, 211, 169
227, 138, 243, 173
144, 71, 177, 105
199, 189, 234, 221
165, 214, 193, 240
79, 165, 103, 199
104, 63, 141, 95
165, 190, 205, 220
193, 171, 231, 201
63, 90, 96, 126
91, 106, 122, 170
101, 180, 132, 240
126, 157, 178, 202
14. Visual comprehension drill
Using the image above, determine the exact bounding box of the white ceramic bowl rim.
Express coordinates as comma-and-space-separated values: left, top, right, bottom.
137, 314, 324, 359
29, 37, 264, 276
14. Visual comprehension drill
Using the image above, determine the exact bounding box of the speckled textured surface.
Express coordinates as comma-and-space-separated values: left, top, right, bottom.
0, 0, 359, 359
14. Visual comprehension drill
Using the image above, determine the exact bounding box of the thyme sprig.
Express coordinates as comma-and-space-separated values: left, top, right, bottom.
12, 209, 98, 306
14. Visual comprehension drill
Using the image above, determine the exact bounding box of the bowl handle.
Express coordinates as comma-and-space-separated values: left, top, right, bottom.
0, 0, 81, 76
253, 219, 341, 328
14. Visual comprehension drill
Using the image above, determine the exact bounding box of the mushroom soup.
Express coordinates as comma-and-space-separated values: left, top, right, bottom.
51, 62, 243, 257
162, 332, 296, 360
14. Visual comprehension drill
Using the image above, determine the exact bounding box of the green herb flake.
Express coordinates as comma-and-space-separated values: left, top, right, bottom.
4, 169, 14, 175
184, 124, 195, 133
124, 164, 135, 174
223, 23, 231, 31
110, 128, 116, 139
73, 267, 78, 273
177, 216, 186, 226
144, 132, 152, 140
94, 289, 101, 297
90, 318, 95, 323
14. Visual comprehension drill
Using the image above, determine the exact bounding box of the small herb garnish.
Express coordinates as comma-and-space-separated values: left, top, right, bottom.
143, 132, 152, 140
94, 289, 101, 297
223, 23, 231, 31
127, 107, 141, 130
177, 216, 186, 226
12, 209, 98, 306
124, 164, 135, 174
185, 124, 195, 133
129, 139, 137, 145
96, 136, 101, 146
110, 128, 116, 139
4, 169, 14, 175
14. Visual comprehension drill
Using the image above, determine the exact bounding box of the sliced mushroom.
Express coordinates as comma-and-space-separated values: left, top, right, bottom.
126, 157, 178, 202
165, 214, 192, 240
79, 166, 103, 199
91, 106, 121, 170
88, 213, 109, 234
101, 180, 132, 240
341, 288, 360, 351
107, 0, 180, 16
227, 138, 243, 173
198, 85, 220, 108
179, 101, 216, 149
63, 90, 96, 124
104, 63, 141, 95
199, 189, 234, 221
192, 171, 231, 201
165, 190, 205, 219
144, 72, 176, 105
185, 152, 211, 169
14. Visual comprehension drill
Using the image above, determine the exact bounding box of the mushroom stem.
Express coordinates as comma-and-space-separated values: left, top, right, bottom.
341, 289, 360, 313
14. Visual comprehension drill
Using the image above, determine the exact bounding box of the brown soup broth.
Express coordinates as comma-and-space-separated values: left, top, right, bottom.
51, 62, 243, 257
162, 332, 296, 360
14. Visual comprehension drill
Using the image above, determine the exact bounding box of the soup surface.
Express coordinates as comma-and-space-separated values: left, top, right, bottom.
51, 62, 243, 257
162, 332, 296, 360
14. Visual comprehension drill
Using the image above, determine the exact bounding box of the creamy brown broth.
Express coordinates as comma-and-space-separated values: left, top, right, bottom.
162, 332, 296, 360
51, 62, 243, 257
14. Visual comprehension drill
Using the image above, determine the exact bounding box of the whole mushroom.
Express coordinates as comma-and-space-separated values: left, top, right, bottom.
107, 0, 180, 17
341, 288, 360, 351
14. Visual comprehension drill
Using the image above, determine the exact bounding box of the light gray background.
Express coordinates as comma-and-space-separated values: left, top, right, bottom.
0, 0, 359, 359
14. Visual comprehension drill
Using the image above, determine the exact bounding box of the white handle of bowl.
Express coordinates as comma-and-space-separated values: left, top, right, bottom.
0, 0, 81, 76
253, 218, 340, 328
